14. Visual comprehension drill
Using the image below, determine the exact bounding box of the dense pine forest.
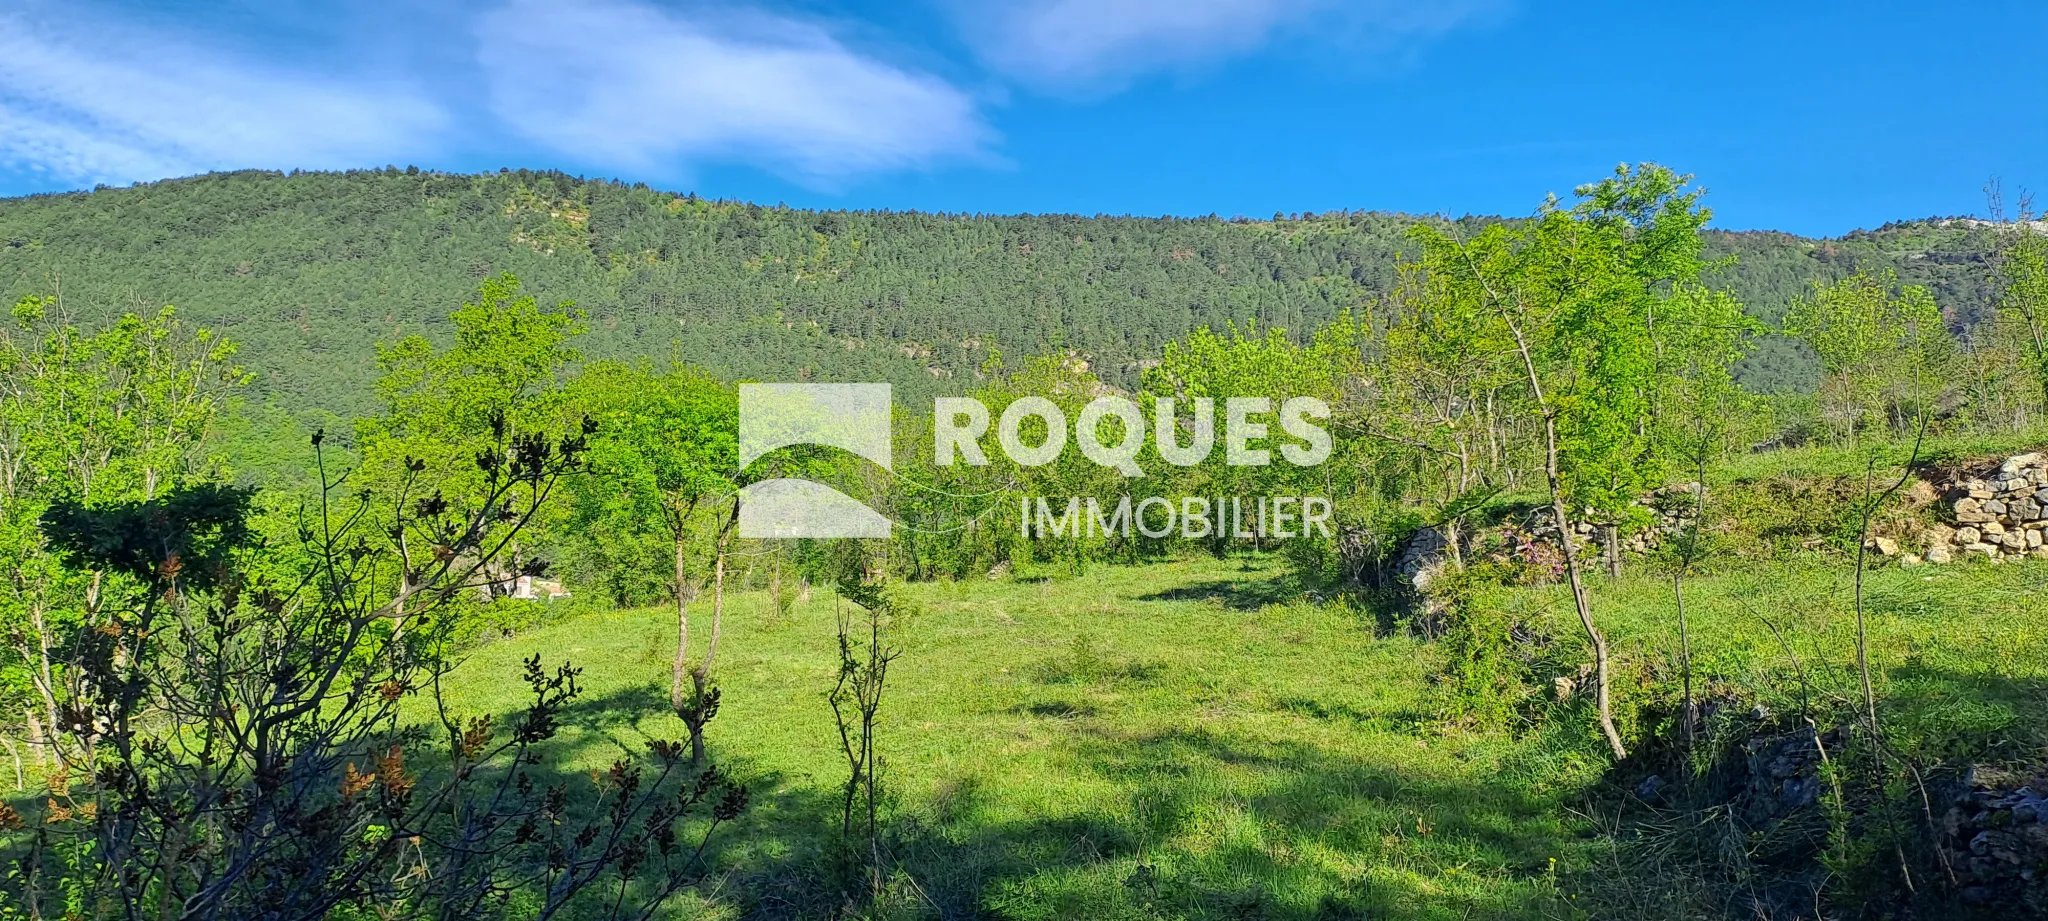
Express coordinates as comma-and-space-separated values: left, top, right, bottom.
0, 168, 2012, 420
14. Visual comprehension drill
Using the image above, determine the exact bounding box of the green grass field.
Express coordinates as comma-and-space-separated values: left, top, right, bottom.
436, 553, 2048, 920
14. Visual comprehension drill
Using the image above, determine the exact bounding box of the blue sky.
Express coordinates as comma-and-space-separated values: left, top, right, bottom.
1, 0, 2041, 235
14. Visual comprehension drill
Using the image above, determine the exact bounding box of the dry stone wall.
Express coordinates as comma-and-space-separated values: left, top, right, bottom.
1918, 452, 2048, 564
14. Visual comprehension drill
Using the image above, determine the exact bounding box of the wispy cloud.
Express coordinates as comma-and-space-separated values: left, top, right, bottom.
0, 8, 445, 186
0, 0, 992, 190
473, 0, 993, 183
951, 0, 1496, 93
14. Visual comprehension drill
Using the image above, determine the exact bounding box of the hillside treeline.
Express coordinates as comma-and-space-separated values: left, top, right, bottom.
3, 163, 2045, 918
0, 167, 2015, 421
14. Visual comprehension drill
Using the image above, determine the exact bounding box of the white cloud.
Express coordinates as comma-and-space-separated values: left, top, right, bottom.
473, 0, 994, 182
953, 0, 1494, 92
0, 9, 446, 186
0, 0, 992, 190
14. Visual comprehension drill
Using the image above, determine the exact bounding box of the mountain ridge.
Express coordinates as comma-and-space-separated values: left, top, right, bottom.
0, 168, 2011, 420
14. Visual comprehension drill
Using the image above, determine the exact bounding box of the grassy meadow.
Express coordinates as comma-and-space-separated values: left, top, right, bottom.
10, 160, 2048, 919
433, 550, 2048, 920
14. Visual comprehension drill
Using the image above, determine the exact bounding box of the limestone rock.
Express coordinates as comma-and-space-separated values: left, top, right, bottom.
1998, 452, 2044, 476
1925, 544, 1954, 564
1955, 526, 1982, 545
1393, 526, 1451, 593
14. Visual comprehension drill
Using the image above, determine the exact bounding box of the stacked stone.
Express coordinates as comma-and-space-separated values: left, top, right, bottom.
1938, 771, 2048, 909
1633, 482, 1700, 551
1924, 452, 2048, 564
1547, 486, 1700, 556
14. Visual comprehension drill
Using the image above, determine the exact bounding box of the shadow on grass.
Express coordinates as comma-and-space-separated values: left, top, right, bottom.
1881, 662, 2048, 759
1008, 700, 1101, 720
703, 724, 1571, 920
1270, 696, 1434, 733
1138, 574, 1301, 611
543, 681, 676, 760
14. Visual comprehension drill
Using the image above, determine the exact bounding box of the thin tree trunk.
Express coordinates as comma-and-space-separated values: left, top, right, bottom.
669, 533, 692, 717
1, 734, 20, 789
1549, 488, 1626, 759
1603, 524, 1622, 578
1856, 416, 1927, 735
25, 605, 64, 766
702, 545, 726, 680
688, 546, 726, 766
1503, 314, 1628, 760
866, 610, 884, 904
24, 708, 46, 767
1676, 457, 1708, 750
687, 503, 740, 766
390, 575, 411, 646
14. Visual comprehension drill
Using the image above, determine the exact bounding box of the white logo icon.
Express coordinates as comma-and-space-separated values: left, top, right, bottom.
737, 383, 892, 538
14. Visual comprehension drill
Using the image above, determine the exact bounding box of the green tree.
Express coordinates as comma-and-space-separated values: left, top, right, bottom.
564, 362, 739, 765
354, 273, 583, 638
1656, 284, 1764, 742
963, 353, 1128, 572
1405, 164, 1733, 759
1784, 270, 1954, 441
1144, 321, 1359, 557
21, 427, 746, 920
0, 295, 248, 767
1992, 222, 2048, 418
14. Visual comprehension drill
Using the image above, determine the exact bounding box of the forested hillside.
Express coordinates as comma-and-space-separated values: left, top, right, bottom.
0, 168, 2009, 416
7, 163, 2048, 920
